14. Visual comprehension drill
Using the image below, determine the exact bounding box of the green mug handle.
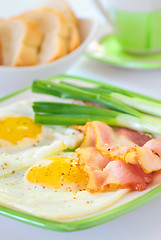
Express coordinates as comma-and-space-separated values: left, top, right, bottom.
93, 0, 112, 25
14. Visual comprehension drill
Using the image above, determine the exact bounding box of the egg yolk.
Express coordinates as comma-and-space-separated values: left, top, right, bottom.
0, 116, 42, 144
26, 157, 87, 190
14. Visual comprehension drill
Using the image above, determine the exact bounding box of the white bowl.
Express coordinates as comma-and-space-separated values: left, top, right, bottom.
0, 18, 98, 96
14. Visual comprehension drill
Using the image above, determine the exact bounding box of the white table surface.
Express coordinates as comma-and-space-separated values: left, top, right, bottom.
0, 0, 161, 239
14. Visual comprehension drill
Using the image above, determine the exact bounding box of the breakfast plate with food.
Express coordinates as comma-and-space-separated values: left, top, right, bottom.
0, 74, 161, 232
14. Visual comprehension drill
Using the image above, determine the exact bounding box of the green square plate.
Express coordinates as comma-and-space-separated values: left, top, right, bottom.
0, 75, 161, 232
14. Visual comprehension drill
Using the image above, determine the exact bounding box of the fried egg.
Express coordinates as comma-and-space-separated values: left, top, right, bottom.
0, 100, 84, 152
0, 152, 129, 220
25, 156, 87, 191
0, 100, 129, 220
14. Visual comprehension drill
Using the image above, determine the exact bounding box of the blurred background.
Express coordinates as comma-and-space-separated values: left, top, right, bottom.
0, 0, 105, 20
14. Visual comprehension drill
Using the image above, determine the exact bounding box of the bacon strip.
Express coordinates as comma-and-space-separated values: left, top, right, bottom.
76, 147, 110, 190
75, 121, 153, 192
92, 121, 114, 149
72, 125, 85, 133
76, 148, 152, 191
99, 145, 133, 161
144, 138, 161, 155
79, 121, 143, 160
76, 147, 110, 170
117, 128, 152, 147
103, 160, 152, 191
125, 139, 161, 173
80, 123, 95, 148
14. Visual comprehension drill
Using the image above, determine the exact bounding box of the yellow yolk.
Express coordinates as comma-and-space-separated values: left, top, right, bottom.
0, 116, 42, 144
25, 157, 87, 190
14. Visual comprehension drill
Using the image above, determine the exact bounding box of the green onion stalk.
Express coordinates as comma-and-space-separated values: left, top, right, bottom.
32, 75, 161, 135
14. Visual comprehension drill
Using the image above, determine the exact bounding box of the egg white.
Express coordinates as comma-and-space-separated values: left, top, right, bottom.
0, 167, 129, 220
0, 140, 66, 176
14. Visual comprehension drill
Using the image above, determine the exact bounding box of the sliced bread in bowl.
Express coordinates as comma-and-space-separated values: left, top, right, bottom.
21, 8, 69, 64
0, 17, 42, 66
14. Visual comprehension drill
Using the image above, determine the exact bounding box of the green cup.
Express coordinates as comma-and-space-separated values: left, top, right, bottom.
94, 0, 161, 54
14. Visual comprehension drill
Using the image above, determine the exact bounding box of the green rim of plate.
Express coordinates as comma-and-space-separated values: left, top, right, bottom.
0, 74, 161, 232
86, 34, 161, 69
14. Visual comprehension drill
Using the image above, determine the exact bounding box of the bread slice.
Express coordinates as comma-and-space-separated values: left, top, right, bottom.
0, 18, 42, 66
38, 0, 81, 51
69, 22, 81, 51
39, 0, 78, 25
0, 42, 3, 65
21, 8, 69, 64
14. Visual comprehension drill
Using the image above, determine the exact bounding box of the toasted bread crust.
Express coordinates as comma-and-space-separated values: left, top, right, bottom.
0, 42, 3, 65
14, 44, 38, 67
69, 22, 81, 51
39, 0, 78, 25
13, 17, 43, 66
60, 0, 78, 25
20, 7, 69, 63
